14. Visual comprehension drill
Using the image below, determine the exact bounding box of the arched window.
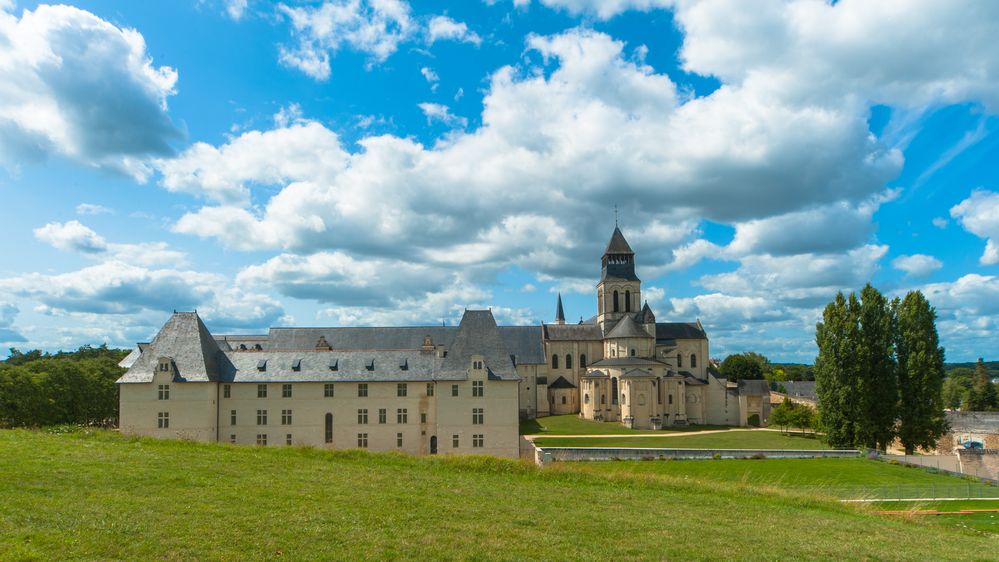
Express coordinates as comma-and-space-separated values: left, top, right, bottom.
565, 354, 572, 370
584, 393, 590, 404
561, 396, 567, 405
630, 348, 636, 357
613, 290, 620, 312
668, 394, 673, 405
690, 353, 697, 368
677, 353, 682, 368
551, 354, 559, 369
580, 354, 587, 369
625, 290, 631, 312
601, 394, 606, 404
324, 413, 333, 444
611, 378, 619, 405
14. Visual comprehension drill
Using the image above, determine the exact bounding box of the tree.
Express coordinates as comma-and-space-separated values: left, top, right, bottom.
855, 285, 897, 451
791, 402, 816, 433
770, 400, 794, 433
815, 292, 862, 448
894, 291, 947, 454
720, 353, 764, 381
966, 358, 998, 411
942, 377, 968, 410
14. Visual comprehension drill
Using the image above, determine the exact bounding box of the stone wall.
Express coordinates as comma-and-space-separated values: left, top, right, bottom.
957, 449, 999, 481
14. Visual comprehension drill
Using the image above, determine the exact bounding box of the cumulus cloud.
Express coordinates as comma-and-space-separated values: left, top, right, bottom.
0, 4, 181, 176
892, 254, 943, 278
0, 302, 26, 343
33, 220, 186, 266
34, 220, 108, 253
426, 15, 481, 46
417, 102, 468, 128
224, 0, 249, 21
950, 189, 999, 265
277, 0, 414, 80
912, 274, 999, 359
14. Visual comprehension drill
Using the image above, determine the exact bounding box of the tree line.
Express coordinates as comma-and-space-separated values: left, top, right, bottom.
815, 285, 946, 454
0, 345, 127, 427
942, 358, 998, 411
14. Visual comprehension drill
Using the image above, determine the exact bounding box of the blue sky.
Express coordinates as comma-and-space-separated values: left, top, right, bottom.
1, 0, 998, 362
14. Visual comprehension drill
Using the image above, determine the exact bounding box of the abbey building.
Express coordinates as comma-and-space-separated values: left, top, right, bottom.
117, 227, 769, 457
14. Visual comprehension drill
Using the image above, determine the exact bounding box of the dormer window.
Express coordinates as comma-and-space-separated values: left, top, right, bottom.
329, 359, 338, 371
472, 360, 483, 370
254, 344, 263, 351
257, 360, 267, 372
239, 344, 247, 351
400, 359, 409, 371
157, 358, 173, 373
366, 359, 375, 371
292, 358, 302, 371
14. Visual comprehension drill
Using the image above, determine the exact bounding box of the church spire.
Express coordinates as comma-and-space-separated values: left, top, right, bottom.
555, 293, 566, 325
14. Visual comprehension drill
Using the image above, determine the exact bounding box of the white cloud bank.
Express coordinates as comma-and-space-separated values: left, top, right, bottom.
951, 190, 999, 265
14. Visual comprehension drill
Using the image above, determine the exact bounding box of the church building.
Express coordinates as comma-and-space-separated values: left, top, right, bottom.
117, 226, 768, 457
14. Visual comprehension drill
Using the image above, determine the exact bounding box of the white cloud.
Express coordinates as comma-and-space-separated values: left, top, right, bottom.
420, 66, 439, 92
426, 15, 481, 46
892, 254, 943, 278
34, 221, 107, 253
75, 203, 114, 216
417, 102, 468, 128
912, 274, 999, 359
0, 4, 180, 176
932, 217, 949, 229
950, 189, 999, 265
0, 302, 26, 343
225, 0, 248, 21
668, 293, 790, 330
277, 0, 414, 80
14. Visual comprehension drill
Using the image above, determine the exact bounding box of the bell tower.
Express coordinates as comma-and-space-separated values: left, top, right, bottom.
596, 226, 641, 332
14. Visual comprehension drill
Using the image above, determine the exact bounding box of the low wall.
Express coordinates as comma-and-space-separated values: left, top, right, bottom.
882, 454, 961, 473
957, 449, 999, 481
535, 447, 860, 464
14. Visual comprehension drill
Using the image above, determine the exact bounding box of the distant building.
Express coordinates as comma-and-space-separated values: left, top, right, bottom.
117, 226, 769, 456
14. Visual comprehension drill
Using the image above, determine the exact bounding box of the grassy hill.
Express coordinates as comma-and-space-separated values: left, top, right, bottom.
532, 430, 831, 449
1, 429, 997, 560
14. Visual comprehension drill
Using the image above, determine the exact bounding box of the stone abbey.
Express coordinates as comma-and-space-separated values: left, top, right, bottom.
118, 227, 769, 457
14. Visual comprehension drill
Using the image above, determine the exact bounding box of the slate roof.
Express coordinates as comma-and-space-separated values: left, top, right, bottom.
604, 226, 634, 255
543, 323, 603, 341
589, 357, 666, 367
117, 312, 221, 383
655, 322, 707, 341
605, 314, 651, 339
548, 375, 576, 389
439, 310, 519, 381
555, 293, 565, 324
498, 326, 545, 365
781, 381, 817, 400
738, 379, 771, 396
621, 368, 654, 378
220, 350, 441, 383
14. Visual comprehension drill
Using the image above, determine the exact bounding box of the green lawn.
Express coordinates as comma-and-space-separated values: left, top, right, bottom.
1, 429, 996, 559
555, 457, 996, 490
520, 414, 730, 435
533, 429, 833, 450
870, 500, 999, 512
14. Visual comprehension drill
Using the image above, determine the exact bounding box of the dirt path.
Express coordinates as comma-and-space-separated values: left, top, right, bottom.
523, 428, 770, 439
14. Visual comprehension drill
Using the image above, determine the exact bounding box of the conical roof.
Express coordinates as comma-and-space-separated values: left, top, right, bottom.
641, 301, 655, 323
603, 226, 634, 255
555, 293, 565, 323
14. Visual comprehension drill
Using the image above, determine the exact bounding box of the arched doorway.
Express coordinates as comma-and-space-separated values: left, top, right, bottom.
430, 435, 438, 454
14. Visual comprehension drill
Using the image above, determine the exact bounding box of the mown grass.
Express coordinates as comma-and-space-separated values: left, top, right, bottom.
520, 414, 729, 435
554, 457, 995, 489
533, 429, 832, 449
1, 429, 996, 560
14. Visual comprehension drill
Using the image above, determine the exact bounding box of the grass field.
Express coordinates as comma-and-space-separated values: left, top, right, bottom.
532, 429, 832, 450
1, 429, 996, 560
553, 457, 998, 498
520, 414, 730, 435
0, 431, 997, 560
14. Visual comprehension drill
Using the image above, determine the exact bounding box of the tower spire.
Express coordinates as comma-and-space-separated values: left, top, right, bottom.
555, 293, 566, 325
614, 204, 618, 227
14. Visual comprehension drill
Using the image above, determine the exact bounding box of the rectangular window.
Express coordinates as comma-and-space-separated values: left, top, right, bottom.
157, 412, 169, 428
420, 413, 427, 424
452, 434, 459, 448
257, 409, 267, 425
256, 434, 267, 446
158, 384, 170, 400
396, 432, 403, 447
229, 434, 236, 444
223, 384, 231, 398
230, 410, 236, 425
281, 409, 292, 425
473, 434, 483, 448
397, 408, 408, 424
282, 384, 292, 398
397, 383, 407, 397
426, 383, 434, 396
358, 383, 368, 397
286, 434, 293, 446
357, 433, 368, 448
324, 383, 334, 397
472, 408, 484, 425
472, 381, 483, 397
451, 384, 459, 397
257, 384, 267, 398
357, 409, 368, 424
378, 408, 387, 424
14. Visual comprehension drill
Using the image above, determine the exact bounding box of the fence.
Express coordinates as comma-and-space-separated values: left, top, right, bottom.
535, 447, 860, 463
821, 483, 999, 502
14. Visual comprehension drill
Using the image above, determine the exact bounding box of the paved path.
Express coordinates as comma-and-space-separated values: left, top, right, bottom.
524, 428, 781, 439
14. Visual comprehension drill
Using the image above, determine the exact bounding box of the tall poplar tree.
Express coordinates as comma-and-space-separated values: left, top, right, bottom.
815, 292, 862, 448
856, 285, 897, 451
894, 291, 947, 454
966, 358, 998, 411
